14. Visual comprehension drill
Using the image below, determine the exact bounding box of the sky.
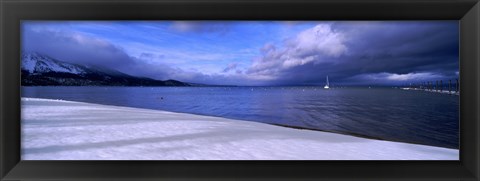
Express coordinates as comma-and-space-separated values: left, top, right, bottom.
22, 21, 459, 86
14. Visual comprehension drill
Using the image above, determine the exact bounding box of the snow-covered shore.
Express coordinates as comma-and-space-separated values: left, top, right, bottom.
21, 98, 459, 160
400, 87, 459, 95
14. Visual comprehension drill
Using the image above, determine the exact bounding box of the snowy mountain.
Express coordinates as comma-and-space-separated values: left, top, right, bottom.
21, 52, 190, 86
22, 52, 89, 75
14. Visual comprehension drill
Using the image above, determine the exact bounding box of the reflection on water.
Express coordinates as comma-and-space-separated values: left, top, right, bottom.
22, 86, 459, 149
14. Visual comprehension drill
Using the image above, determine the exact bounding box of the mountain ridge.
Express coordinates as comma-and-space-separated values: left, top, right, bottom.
21, 52, 191, 86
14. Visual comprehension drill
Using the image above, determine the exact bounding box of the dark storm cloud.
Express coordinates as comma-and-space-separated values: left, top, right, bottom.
222, 63, 238, 73
22, 27, 179, 80
23, 28, 134, 72
333, 22, 458, 73
248, 21, 459, 86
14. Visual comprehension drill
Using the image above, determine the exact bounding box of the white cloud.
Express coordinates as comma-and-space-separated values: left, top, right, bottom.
170, 21, 230, 34
288, 24, 347, 58
355, 72, 443, 82
385, 72, 440, 81
247, 24, 348, 79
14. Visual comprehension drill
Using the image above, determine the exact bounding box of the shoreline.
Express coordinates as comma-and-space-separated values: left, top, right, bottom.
269, 124, 458, 150
400, 87, 460, 96
21, 97, 459, 160
22, 97, 457, 150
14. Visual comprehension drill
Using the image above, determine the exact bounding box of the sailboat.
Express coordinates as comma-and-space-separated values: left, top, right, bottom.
324, 76, 330, 89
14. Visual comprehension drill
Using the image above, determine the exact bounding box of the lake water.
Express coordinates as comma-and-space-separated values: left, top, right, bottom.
22, 86, 459, 149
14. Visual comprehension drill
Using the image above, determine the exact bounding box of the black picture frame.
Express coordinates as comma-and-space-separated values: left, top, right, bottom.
1, 0, 479, 180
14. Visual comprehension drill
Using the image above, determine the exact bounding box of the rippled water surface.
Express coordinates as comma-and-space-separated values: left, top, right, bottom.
22, 86, 459, 148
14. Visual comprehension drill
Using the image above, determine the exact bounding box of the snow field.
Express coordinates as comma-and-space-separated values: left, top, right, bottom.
22, 98, 459, 160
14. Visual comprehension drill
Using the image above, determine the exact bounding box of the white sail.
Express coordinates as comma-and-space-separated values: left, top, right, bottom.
324, 76, 330, 89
